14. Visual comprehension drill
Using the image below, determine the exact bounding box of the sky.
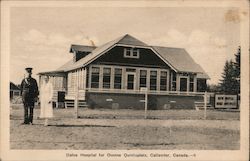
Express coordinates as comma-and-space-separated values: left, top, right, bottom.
10, 7, 241, 85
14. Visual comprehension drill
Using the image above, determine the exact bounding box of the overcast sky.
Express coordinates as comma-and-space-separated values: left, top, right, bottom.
10, 7, 241, 85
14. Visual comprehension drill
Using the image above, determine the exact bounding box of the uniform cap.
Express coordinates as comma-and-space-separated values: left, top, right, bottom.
25, 67, 33, 73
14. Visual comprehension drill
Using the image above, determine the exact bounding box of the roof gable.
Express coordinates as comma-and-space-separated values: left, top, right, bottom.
44, 34, 209, 79
59, 34, 148, 71
117, 34, 148, 46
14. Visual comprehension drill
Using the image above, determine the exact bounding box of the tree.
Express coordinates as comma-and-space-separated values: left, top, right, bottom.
233, 46, 240, 94
219, 60, 235, 94
207, 84, 220, 93
219, 46, 241, 94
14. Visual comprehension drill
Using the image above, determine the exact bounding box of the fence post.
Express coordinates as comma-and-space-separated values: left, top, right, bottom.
74, 90, 79, 119
204, 91, 207, 120
144, 88, 148, 119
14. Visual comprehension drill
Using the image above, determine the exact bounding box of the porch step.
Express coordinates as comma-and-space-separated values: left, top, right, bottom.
194, 101, 213, 111
65, 100, 88, 108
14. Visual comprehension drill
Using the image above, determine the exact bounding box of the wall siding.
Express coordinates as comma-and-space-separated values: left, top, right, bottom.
92, 46, 171, 68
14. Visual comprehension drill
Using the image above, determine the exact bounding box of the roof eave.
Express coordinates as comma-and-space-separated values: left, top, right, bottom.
37, 70, 65, 75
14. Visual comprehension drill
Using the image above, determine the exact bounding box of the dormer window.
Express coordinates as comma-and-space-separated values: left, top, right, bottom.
124, 48, 139, 58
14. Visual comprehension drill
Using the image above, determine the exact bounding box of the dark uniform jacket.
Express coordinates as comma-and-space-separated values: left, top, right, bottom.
20, 77, 39, 105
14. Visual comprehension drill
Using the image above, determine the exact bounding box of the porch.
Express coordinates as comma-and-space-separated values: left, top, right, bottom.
64, 88, 212, 110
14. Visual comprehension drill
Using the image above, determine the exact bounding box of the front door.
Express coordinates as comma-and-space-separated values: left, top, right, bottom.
127, 73, 135, 90
180, 77, 188, 92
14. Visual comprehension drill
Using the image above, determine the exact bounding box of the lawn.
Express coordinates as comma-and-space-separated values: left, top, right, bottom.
10, 105, 240, 150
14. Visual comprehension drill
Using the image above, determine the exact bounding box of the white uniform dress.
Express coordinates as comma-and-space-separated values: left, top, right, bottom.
40, 81, 53, 118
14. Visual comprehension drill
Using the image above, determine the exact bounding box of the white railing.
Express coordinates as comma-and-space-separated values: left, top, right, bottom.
85, 88, 213, 96
65, 88, 214, 101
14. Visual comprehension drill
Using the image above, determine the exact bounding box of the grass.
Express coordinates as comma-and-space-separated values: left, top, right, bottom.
10, 105, 240, 150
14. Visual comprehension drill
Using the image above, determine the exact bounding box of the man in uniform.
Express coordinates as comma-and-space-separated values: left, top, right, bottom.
20, 67, 39, 125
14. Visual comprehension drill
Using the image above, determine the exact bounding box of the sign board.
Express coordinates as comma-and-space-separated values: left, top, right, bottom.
215, 94, 238, 108
106, 98, 113, 102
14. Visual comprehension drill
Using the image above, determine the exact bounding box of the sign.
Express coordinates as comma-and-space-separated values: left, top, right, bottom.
215, 94, 238, 108
106, 98, 113, 102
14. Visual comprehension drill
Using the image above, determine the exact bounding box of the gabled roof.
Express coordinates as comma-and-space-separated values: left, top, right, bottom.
40, 34, 209, 79
57, 34, 147, 71
117, 34, 148, 46
152, 46, 207, 74
10, 82, 20, 90
70, 44, 96, 53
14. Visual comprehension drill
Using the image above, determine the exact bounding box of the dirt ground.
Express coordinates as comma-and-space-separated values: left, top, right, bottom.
10, 105, 240, 150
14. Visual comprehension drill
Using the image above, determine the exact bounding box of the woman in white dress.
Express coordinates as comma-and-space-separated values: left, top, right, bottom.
39, 76, 53, 126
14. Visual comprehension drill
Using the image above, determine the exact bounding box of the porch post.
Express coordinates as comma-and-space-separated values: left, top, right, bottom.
156, 69, 160, 91
110, 67, 114, 89
89, 66, 92, 89
99, 66, 103, 89
176, 74, 180, 91
194, 75, 197, 92
167, 70, 170, 91
146, 70, 150, 90
122, 67, 126, 89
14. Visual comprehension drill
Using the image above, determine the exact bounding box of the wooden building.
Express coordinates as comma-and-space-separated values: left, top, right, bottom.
10, 82, 21, 100
38, 34, 209, 109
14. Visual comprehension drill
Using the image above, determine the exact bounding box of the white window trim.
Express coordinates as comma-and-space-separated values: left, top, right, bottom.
123, 48, 140, 59
126, 72, 136, 90
89, 64, 169, 92
178, 75, 189, 92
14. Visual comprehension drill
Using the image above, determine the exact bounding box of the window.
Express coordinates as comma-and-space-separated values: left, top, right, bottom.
91, 67, 100, 88
140, 70, 147, 88
124, 48, 139, 58
171, 72, 176, 91
114, 68, 122, 89
180, 77, 188, 92
125, 48, 131, 57
127, 73, 135, 90
133, 49, 139, 57
189, 75, 194, 92
150, 71, 157, 90
160, 71, 167, 91
103, 68, 111, 88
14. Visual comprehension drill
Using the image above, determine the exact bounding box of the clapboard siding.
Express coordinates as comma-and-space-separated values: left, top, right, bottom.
66, 68, 87, 100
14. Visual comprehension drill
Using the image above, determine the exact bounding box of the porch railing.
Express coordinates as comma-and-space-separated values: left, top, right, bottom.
85, 88, 213, 96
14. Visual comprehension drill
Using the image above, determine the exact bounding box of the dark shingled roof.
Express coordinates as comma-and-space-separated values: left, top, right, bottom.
152, 46, 204, 72
40, 34, 209, 79
70, 44, 96, 53
117, 34, 148, 46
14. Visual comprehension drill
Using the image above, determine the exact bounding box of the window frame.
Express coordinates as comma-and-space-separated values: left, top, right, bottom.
171, 72, 177, 91
114, 68, 122, 89
150, 70, 157, 91
103, 67, 111, 89
123, 48, 140, 59
189, 75, 194, 92
91, 67, 100, 88
160, 71, 168, 91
